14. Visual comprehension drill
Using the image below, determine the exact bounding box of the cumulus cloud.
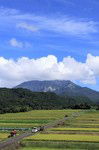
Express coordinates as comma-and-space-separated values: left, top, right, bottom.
86, 54, 99, 75
0, 54, 98, 87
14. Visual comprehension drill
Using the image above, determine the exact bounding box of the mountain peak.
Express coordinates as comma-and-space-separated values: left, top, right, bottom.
15, 80, 99, 102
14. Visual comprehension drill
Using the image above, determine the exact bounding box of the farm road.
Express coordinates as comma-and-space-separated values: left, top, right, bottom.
0, 113, 79, 149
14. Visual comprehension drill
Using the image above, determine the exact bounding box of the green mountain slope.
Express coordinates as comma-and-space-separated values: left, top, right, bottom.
0, 88, 93, 114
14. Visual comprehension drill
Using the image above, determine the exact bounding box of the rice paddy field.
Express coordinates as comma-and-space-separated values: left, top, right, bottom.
0, 109, 80, 142
0, 109, 99, 149
21, 109, 99, 150
0, 133, 9, 141
0, 109, 79, 129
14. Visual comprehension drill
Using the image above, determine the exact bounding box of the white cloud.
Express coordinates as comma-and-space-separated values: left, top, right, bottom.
17, 22, 39, 32
0, 8, 98, 37
16, 17, 97, 36
9, 38, 23, 48
9, 38, 32, 48
0, 54, 98, 88
52, 20, 97, 35
86, 54, 99, 75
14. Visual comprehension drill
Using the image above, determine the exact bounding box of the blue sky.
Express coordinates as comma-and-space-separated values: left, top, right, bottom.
0, 0, 99, 90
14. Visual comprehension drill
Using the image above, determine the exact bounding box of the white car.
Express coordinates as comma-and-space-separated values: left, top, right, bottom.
32, 127, 38, 133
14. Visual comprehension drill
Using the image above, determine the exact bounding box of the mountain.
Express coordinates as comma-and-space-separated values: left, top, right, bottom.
15, 80, 99, 103
0, 88, 92, 114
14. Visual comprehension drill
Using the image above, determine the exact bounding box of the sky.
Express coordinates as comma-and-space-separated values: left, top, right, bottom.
0, 0, 99, 90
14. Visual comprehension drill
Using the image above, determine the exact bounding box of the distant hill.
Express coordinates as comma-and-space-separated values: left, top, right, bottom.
0, 88, 93, 114
15, 80, 99, 103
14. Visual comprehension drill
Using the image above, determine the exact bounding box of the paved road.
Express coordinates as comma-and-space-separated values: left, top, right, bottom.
0, 115, 75, 149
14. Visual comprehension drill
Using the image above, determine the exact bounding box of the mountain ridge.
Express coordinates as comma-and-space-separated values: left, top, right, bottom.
15, 80, 99, 102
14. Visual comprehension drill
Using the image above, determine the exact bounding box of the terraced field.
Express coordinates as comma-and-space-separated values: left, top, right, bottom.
0, 109, 77, 129
0, 109, 98, 149
25, 133, 99, 142
0, 109, 79, 143
22, 110, 99, 150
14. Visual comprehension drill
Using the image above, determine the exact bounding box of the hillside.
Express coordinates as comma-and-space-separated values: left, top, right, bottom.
0, 88, 93, 114
15, 80, 99, 102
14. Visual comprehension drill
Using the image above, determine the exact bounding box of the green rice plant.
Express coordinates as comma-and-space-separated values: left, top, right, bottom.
0, 119, 52, 124
72, 121, 99, 125
20, 141, 99, 150
0, 109, 81, 128
19, 148, 73, 150
50, 127, 99, 131
0, 133, 9, 141
24, 133, 99, 142
0, 110, 80, 119
0, 123, 41, 128
69, 123, 99, 126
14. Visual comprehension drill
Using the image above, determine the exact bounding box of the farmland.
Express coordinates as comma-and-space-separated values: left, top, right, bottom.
0, 109, 78, 129
22, 109, 99, 150
0, 109, 99, 149
0, 133, 9, 141
25, 133, 99, 142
